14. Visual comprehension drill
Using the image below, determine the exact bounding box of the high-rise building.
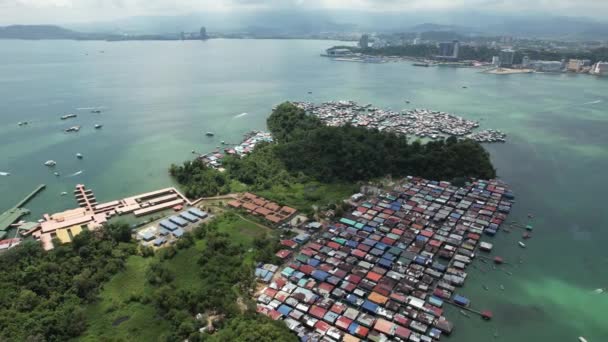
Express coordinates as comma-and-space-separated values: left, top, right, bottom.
200, 26, 208, 40
499, 49, 514, 67
438, 40, 459, 59
359, 34, 369, 49
591, 61, 608, 75
522, 55, 530, 68
492, 56, 500, 66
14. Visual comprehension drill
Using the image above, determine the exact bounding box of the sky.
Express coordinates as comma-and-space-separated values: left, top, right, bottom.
1, 0, 607, 24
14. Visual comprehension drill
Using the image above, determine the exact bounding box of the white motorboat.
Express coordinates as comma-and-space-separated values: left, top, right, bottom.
44, 160, 57, 167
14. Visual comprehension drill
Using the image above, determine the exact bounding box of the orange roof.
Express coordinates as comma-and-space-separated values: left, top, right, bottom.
242, 202, 257, 212
227, 200, 242, 208
280, 206, 297, 215
368, 291, 389, 305
255, 207, 272, 216
266, 215, 282, 223
264, 202, 281, 211
242, 192, 257, 202
253, 198, 268, 207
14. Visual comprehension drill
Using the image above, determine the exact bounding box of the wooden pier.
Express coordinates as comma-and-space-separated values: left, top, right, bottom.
444, 300, 493, 320
0, 184, 46, 233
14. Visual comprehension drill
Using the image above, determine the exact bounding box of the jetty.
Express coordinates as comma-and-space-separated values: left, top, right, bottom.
0, 184, 46, 237
444, 300, 493, 320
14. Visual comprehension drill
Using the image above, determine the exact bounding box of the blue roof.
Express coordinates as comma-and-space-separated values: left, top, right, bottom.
277, 304, 293, 316
382, 253, 396, 261
188, 208, 208, 218
312, 270, 329, 282
346, 240, 359, 248
158, 228, 171, 236
375, 242, 388, 251
348, 322, 360, 335
159, 220, 178, 231
263, 272, 273, 282
378, 258, 392, 269
169, 216, 188, 227
369, 248, 383, 256
453, 294, 470, 306
307, 258, 321, 267
172, 228, 185, 237
179, 212, 199, 222
362, 239, 376, 247
346, 294, 361, 305
140, 231, 155, 241
361, 300, 378, 313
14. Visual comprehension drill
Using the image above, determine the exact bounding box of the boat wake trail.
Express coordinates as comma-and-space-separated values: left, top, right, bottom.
66, 170, 84, 177
77, 106, 105, 110
583, 100, 602, 105
234, 112, 249, 118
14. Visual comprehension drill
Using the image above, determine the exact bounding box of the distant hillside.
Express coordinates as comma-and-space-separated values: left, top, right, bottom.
0, 25, 82, 39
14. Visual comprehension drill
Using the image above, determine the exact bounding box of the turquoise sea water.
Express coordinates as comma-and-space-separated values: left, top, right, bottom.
0, 39, 607, 341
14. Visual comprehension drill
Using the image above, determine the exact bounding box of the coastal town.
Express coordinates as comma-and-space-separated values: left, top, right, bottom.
255, 177, 515, 341
294, 101, 507, 143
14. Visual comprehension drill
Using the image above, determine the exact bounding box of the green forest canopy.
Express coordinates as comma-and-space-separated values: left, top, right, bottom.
170, 102, 496, 198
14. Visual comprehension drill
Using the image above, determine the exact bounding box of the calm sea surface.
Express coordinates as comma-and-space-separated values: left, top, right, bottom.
0, 39, 607, 341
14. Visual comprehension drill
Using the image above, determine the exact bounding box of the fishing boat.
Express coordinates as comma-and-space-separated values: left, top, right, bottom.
579, 337, 588, 342
76, 153, 83, 159
518, 241, 527, 248
91, 109, 102, 113
94, 124, 103, 129
205, 132, 214, 137
60, 192, 68, 196
18, 121, 28, 126
44, 160, 57, 167
61, 114, 77, 120
54, 172, 60, 177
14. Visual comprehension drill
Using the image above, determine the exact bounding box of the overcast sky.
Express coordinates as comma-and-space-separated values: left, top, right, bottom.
1, 0, 607, 24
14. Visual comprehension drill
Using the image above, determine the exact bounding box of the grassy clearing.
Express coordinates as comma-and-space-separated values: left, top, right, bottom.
79, 256, 167, 342
257, 181, 358, 214
80, 215, 271, 341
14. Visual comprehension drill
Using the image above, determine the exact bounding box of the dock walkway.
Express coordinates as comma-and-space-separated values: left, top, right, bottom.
0, 184, 46, 232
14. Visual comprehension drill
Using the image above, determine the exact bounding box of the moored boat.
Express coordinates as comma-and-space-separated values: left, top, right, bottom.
61, 114, 77, 120
518, 241, 526, 248
206, 132, 214, 136
44, 160, 57, 167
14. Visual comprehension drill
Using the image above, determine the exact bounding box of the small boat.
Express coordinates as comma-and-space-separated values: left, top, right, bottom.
500, 284, 505, 291
459, 310, 470, 318
579, 337, 588, 342
591, 288, 604, 294
18, 121, 28, 126
44, 160, 57, 167
65, 126, 81, 133
462, 86, 468, 89
94, 124, 103, 129
54, 172, 60, 176
483, 285, 489, 291
76, 153, 83, 159
205, 132, 214, 137
518, 241, 527, 248
60, 192, 68, 196
405, 100, 410, 104
191, 150, 196, 154
0, 172, 10, 176
91, 109, 102, 113
523, 232, 531, 239
61, 114, 77, 120
308, 91, 313, 94
221, 141, 225, 145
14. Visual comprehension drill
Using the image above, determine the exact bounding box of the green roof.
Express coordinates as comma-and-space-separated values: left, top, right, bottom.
333, 238, 347, 245
339, 218, 356, 226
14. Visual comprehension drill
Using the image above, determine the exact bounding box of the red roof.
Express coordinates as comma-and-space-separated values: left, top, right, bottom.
419, 230, 434, 237
330, 302, 347, 314
309, 243, 323, 251
380, 237, 395, 245
356, 207, 368, 213
352, 249, 367, 259
274, 277, 287, 289
336, 316, 353, 330
275, 250, 292, 259
300, 265, 315, 275
366, 271, 383, 283
301, 248, 315, 257
264, 288, 278, 297
281, 239, 298, 248
309, 305, 327, 319
391, 228, 404, 236
268, 309, 282, 320
394, 314, 410, 326
354, 325, 369, 338
395, 325, 412, 339
346, 274, 362, 284
314, 320, 331, 334
327, 241, 341, 250
428, 239, 442, 247
341, 282, 356, 293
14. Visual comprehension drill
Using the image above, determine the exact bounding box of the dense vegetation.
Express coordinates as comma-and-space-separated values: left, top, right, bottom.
268, 102, 496, 182
202, 314, 297, 342
0, 224, 134, 341
170, 102, 496, 201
